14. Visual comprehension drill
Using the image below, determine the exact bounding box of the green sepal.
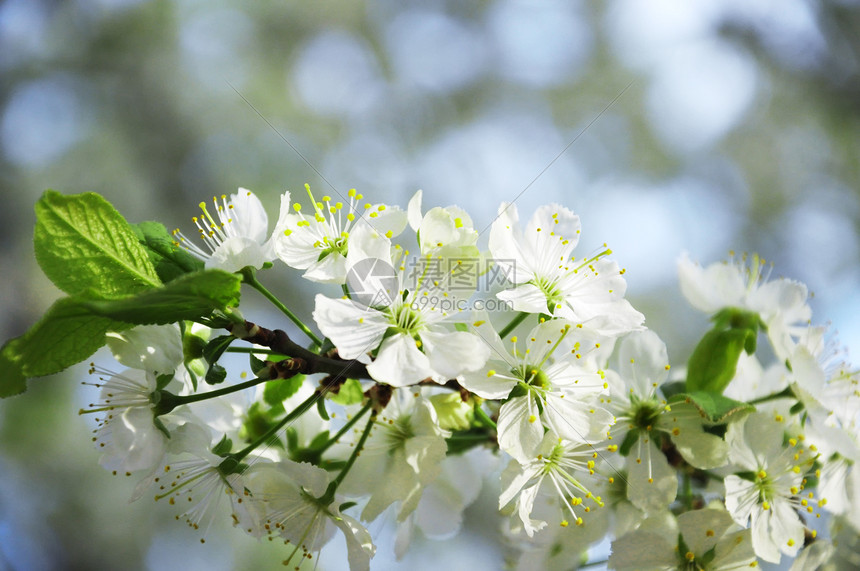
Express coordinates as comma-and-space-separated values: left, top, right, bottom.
307, 430, 330, 451
734, 470, 757, 482
338, 501, 358, 512
211, 435, 233, 456
660, 380, 687, 401
618, 429, 640, 457
34, 191, 161, 298
155, 373, 174, 390
316, 397, 330, 421
454, 323, 468, 332
676, 533, 691, 565
686, 328, 755, 394
205, 363, 227, 385
669, 391, 754, 425
329, 378, 364, 405
78, 269, 242, 325
429, 392, 473, 431
285, 427, 298, 451
249, 353, 267, 376
152, 416, 172, 439
700, 545, 717, 567
240, 402, 283, 449
789, 401, 805, 415
132, 220, 204, 283
183, 332, 208, 361
203, 335, 234, 364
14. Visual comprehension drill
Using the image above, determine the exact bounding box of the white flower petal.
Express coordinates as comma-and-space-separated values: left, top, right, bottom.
366, 333, 433, 387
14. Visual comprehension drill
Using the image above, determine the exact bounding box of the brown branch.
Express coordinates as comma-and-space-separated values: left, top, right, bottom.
228, 320, 370, 380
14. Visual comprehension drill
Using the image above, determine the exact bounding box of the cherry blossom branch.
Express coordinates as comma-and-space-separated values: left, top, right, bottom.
228, 320, 370, 380
240, 266, 324, 347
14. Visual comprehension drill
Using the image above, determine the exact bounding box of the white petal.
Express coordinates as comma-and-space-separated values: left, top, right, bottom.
206, 236, 269, 272
313, 294, 388, 360
497, 283, 548, 314
678, 252, 745, 314
366, 333, 433, 387
626, 437, 677, 512
106, 324, 182, 374
231, 188, 269, 243
407, 189, 423, 231
303, 252, 348, 284
422, 330, 490, 379
497, 394, 544, 463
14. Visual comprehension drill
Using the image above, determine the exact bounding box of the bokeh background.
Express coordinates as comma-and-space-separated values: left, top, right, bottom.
2, 0, 859, 569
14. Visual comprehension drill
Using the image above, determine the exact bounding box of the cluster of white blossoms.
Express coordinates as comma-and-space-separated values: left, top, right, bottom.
75, 188, 859, 570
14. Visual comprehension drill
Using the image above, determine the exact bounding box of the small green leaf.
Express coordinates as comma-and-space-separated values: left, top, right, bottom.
79, 270, 241, 325
132, 221, 204, 283
670, 391, 754, 424
329, 378, 364, 405
203, 335, 234, 364
9, 297, 129, 380
205, 363, 227, 385
686, 328, 754, 394
0, 340, 27, 398
263, 376, 304, 407
34, 191, 161, 297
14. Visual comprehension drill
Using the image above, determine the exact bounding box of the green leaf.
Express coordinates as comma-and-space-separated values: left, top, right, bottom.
132, 221, 204, 283
205, 363, 227, 385
78, 270, 241, 325
202, 335, 234, 364
0, 340, 27, 397
329, 378, 364, 405
686, 328, 754, 394
669, 391, 755, 424
12, 297, 129, 379
263, 376, 304, 407
34, 191, 160, 297
660, 380, 687, 401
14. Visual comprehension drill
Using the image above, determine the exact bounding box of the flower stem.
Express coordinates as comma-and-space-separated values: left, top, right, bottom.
240, 267, 323, 348
499, 311, 529, 339
322, 410, 377, 502
160, 375, 272, 410
318, 402, 373, 453
225, 347, 280, 355
232, 392, 320, 463
473, 403, 497, 430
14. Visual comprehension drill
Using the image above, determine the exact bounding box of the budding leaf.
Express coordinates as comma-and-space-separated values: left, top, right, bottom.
78, 270, 241, 325
685, 328, 755, 394
669, 391, 754, 425
205, 363, 227, 385
34, 191, 160, 297
132, 221, 204, 283
4, 297, 129, 384
202, 335, 234, 364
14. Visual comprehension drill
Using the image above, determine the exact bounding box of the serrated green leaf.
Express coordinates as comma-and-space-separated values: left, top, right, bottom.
34, 191, 160, 297
263, 376, 304, 407
78, 270, 241, 325
669, 391, 755, 424
15, 297, 129, 378
0, 340, 27, 398
329, 378, 364, 405
686, 328, 754, 394
132, 221, 204, 283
